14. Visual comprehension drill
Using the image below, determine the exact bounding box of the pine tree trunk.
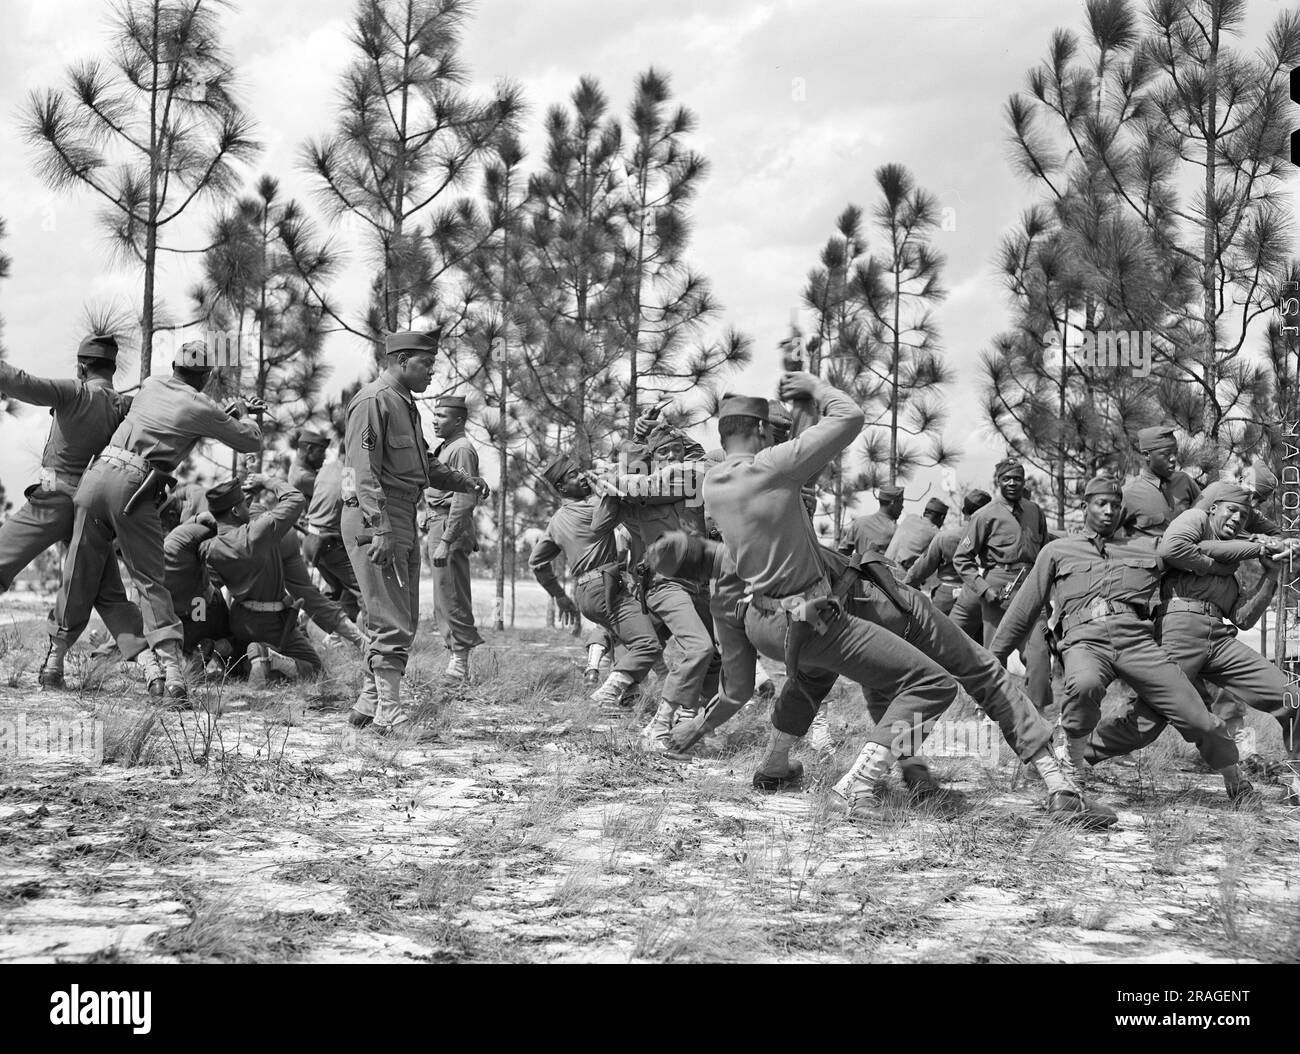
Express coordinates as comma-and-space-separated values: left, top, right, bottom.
1200, 20, 1220, 440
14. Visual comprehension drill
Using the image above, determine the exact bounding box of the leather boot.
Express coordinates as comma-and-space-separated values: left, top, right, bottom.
39, 639, 68, 689
137, 650, 165, 697
445, 648, 471, 682
154, 641, 187, 704
349, 673, 377, 728
752, 729, 804, 791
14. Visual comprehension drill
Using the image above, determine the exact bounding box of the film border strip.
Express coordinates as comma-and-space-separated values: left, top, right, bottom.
1281, 279, 1299, 683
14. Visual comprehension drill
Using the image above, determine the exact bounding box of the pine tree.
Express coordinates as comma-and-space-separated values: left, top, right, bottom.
298, 0, 521, 364
23, 0, 258, 384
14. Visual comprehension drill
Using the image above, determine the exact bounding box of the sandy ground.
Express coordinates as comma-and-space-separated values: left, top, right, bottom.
0, 610, 1297, 963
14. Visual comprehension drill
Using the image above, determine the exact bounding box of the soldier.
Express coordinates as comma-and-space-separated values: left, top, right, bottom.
47, 339, 264, 701
1120, 425, 1201, 548
341, 331, 488, 735
953, 459, 1052, 712
1085, 486, 1299, 805
904, 489, 990, 640
162, 507, 234, 672
989, 476, 1241, 794
0, 335, 150, 686
885, 497, 948, 571
529, 454, 663, 707
702, 376, 968, 820
426, 393, 484, 681
287, 428, 330, 500
839, 484, 904, 557
302, 442, 364, 622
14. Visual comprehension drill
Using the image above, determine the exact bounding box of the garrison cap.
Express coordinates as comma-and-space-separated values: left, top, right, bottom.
1136, 426, 1177, 452
1209, 483, 1252, 508
993, 457, 1025, 480
205, 478, 245, 514
541, 454, 580, 490
1241, 463, 1278, 498
435, 394, 467, 410
383, 330, 439, 356
962, 489, 992, 516
924, 498, 949, 517
717, 394, 769, 421
175, 339, 214, 370
1083, 475, 1123, 499
77, 334, 119, 363
877, 485, 905, 502
294, 428, 328, 447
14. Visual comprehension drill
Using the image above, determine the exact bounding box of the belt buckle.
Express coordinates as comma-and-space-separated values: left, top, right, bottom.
1090, 597, 1110, 621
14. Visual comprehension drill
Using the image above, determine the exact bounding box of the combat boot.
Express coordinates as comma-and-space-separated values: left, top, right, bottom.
582, 667, 602, 691
830, 741, 893, 821
154, 641, 188, 705
349, 674, 377, 728
590, 671, 634, 710
1047, 790, 1118, 829
752, 729, 804, 791
446, 648, 471, 682
899, 757, 950, 803
640, 701, 676, 752
38, 639, 68, 690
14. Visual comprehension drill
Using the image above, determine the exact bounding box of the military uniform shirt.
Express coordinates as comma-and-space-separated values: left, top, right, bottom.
904, 524, 964, 589
108, 375, 261, 472
704, 385, 863, 597
990, 532, 1162, 655
528, 495, 623, 594
0, 364, 131, 493
885, 514, 938, 569
163, 520, 217, 613
1121, 468, 1201, 541
427, 430, 479, 550
953, 495, 1050, 600
843, 510, 898, 557
1158, 507, 1267, 616
306, 460, 344, 534
342, 375, 471, 536
200, 481, 304, 604
288, 461, 318, 504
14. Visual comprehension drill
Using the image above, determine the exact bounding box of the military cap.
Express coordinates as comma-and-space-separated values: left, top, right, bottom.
541, 454, 580, 490
435, 394, 467, 410
1241, 463, 1278, 498
962, 489, 992, 516
717, 394, 769, 421
77, 334, 119, 362
1083, 475, 1123, 499
294, 428, 328, 448
877, 485, 905, 502
383, 330, 439, 355
1136, 426, 1177, 452
1208, 483, 1252, 507
175, 339, 214, 370
993, 457, 1025, 480
205, 478, 245, 514
924, 498, 949, 517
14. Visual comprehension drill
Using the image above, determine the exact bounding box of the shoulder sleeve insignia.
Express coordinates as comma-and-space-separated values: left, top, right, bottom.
361, 424, 377, 451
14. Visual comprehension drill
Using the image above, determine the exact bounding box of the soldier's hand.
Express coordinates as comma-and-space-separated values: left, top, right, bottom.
431, 540, 450, 568
368, 533, 395, 568
470, 476, 491, 501
632, 414, 656, 441
556, 595, 579, 626
194, 511, 218, 534
244, 396, 270, 417
242, 473, 268, 494
777, 371, 821, 403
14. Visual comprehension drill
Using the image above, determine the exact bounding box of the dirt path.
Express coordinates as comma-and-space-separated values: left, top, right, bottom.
1, 631, 1296, 963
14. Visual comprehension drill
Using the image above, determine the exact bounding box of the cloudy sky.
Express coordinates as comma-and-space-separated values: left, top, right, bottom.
0, 0, 1294, 514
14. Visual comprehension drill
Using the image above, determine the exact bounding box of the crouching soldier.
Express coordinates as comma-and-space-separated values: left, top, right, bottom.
200, 476, 322, 686
990, 476, 1241, 797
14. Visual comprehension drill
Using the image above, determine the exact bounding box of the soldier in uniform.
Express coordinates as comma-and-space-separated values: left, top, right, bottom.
162, 507, 234, 673
953, 459, 1052, 712
1084, 486, 1299, 805
426, 393, 484, 681
904, 489, 990, 640
341, 331, 488, 735
301, 442, 364, 622
0, 335, 149, 686
47, 339, 264, 700
1120, 425, 1201, 548
839, 484, 904, 557
199, 476, 322, 685
885, 497, 948, 571
529, 455, 663, 707
989, 476, 1240, 794
702, 376, 966, 820
287, 428, 329, 499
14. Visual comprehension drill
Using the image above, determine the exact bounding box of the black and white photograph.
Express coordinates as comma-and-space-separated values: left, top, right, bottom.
0, 0, 1296, 987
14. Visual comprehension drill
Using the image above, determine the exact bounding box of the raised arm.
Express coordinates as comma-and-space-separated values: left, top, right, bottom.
1158, 513, 1264, 573
0, 363, 77, 409
248, 479, 306, 548
764, 375, 864, 484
